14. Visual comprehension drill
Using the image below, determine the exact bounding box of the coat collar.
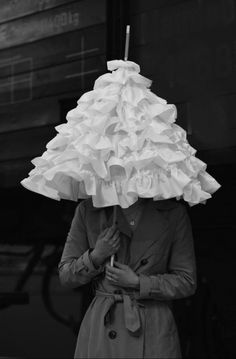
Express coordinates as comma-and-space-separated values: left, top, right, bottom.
86, 198, 133, 237
86, 197, 179, 212
85, 198, 179, 267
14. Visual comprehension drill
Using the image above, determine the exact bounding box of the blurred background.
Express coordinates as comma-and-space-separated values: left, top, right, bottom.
0, 0, 235, 358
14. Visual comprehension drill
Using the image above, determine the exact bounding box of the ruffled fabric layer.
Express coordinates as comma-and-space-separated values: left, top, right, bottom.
21, 60, 221, 207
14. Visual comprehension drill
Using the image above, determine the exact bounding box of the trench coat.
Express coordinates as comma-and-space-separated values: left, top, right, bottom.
58, 198, 197, 358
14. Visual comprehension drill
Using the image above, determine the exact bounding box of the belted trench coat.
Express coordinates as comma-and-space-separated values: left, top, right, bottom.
58, 198, 197, 358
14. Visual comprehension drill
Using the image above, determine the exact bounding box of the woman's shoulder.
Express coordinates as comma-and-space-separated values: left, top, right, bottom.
153, 199, 190, 225
76, 198, 101, 213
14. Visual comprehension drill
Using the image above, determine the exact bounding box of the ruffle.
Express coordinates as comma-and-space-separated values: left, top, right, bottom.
21, 60, 221, 207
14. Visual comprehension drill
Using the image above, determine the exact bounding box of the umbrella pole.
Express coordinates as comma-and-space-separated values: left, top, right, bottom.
110, 205, 117, 267
110, 25, 130, 267
124, 25, 130, 61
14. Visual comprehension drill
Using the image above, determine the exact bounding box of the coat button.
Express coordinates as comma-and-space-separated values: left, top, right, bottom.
108, 330, 117, 339
84, 265, 89, 272
140, 258, 148, 266
114, 289, 122, 294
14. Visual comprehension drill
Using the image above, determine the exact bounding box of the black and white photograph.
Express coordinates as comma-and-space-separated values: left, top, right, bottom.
0, 0, 234, 358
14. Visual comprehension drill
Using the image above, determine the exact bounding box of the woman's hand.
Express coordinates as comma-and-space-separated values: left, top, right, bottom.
105, 261, 140, 289
90, 225, 120, 267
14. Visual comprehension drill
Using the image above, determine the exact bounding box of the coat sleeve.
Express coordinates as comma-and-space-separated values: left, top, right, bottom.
58, 201, 104, 289
139, 204, 197, 300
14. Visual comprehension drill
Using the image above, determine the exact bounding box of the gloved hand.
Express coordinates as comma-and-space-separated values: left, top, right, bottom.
90, 224, 120, 267
105, 261, 140, 289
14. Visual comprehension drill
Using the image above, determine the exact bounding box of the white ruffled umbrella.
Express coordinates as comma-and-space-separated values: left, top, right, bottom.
21, 26, 221, 209
21, 26, 221, 265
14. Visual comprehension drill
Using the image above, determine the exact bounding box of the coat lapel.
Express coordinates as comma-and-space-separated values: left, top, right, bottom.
129, 200, 170, 268
89, 199, 132, 238
87, 198, 178, 267
105, 205, 133, 238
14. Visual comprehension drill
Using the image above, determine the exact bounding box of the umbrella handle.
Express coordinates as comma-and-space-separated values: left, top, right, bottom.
110, 205, 117, 267
110, 254, 115, 267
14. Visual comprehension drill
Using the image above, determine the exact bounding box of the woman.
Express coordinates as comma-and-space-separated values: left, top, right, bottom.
58, 196, 197, 358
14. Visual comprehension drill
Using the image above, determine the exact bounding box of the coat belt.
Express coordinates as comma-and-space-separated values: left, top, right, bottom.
95, 289, 144, 335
